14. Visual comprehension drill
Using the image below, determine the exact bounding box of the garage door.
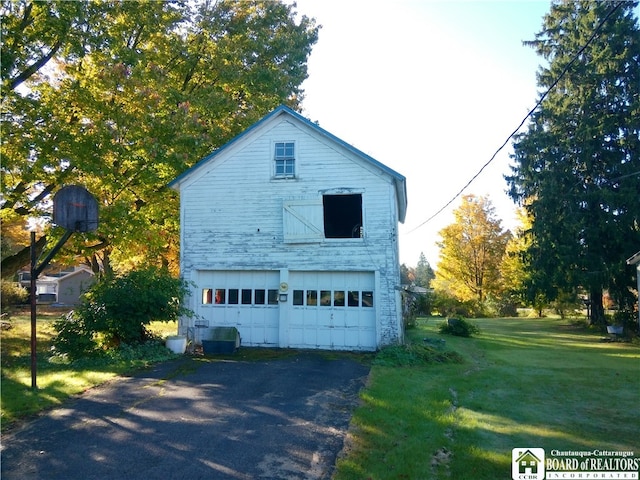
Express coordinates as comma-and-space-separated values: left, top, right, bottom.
196, 270, 280, 346
288, 271, 376, 350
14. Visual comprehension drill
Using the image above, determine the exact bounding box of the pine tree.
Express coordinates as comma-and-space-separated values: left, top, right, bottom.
506, 1, 640, 324
414, 252, 435, 289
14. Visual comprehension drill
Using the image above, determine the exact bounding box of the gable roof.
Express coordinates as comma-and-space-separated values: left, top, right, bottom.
168, 105, 407, 223
56, 267, 95, 283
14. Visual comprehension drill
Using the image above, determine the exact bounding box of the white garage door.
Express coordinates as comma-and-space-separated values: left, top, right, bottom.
196, 270, 280, 346
288, 271, 376, 350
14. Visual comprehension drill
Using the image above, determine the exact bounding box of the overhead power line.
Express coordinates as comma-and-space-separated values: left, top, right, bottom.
406, 1, 624, 235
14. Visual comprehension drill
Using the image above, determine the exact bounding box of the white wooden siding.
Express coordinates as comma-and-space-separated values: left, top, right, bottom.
177, 116, 402, 348
283, 198, 324, 243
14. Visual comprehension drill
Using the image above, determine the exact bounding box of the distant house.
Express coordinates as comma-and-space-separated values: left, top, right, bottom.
18, 266, 95, 305
169, 105, 407, 351
56, 268, 95, 305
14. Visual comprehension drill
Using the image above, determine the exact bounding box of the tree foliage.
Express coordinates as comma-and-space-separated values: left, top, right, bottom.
400, 252, 435, 288
415, 252, 435, 289
1, 0, 319, 276
52, 267, 191, 358
0, 279, 28, 308
506, 0, 640, 325
400, 263, 413, 285
434, 195, 511, 303
499, 205, 544, 313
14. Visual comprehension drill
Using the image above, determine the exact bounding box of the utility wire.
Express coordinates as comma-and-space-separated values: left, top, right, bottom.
405, 1, 624, 235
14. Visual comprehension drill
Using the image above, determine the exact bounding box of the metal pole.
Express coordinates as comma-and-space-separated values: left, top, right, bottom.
30, 230, 37, 390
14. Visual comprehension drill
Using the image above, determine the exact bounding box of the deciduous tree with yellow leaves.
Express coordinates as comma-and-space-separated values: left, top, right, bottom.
433, 195, 511, 305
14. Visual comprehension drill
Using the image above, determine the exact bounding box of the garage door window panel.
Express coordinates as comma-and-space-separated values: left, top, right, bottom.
348, 291, 359, 307
268, 289, 279, 305
242, 289, 252, 305
228, 289, 239, 304
215, 289, 226, 304
306, 290, 318, 306
202, 288, 213, 304
320, 290, 331, 306
362, 291, 374, 307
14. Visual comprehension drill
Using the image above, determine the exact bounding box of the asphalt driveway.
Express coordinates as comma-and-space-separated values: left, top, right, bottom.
1, 352, 370, 480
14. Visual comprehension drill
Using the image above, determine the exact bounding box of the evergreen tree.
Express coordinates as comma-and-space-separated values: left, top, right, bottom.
506, 1, 640, 325
414, 252, 435, 289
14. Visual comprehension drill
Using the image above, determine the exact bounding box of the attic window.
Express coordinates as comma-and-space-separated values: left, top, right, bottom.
323, 194, 363, 238
274, 141, 295, 178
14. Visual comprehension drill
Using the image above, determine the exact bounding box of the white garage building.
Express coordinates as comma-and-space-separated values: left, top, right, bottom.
169, 105, 407, 351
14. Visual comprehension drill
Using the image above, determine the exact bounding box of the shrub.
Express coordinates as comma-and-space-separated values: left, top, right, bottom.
414, 292, 433, 316
52, 311, 97, 360
1, 280, 28, 308
498, 299, 519, 317
53, 267, 192, 358
551, 291, 582, 319
611, 310, 639, 335
432, 291, 470, 317
402, 291, 433, 330
438, 318, 480, 337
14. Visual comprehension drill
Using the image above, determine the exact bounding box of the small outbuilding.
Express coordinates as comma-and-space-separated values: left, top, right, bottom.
56, 267, 95, 305
169, 105, 407, 351
18, 266, 95, 305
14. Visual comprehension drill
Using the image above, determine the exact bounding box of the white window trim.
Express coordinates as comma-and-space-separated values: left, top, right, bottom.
273, 140, 297, 179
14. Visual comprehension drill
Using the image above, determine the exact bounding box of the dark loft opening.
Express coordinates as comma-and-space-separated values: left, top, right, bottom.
323, 194, 363, 238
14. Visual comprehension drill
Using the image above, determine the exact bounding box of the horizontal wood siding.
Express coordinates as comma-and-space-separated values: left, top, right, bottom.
179, 118, 402, 346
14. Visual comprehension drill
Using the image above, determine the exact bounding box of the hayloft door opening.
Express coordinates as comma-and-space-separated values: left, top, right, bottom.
323, 194, 362, 238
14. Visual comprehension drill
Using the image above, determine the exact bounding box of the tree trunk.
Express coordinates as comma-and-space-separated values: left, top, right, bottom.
102, 249, 113, 278
590, 287, 605, 325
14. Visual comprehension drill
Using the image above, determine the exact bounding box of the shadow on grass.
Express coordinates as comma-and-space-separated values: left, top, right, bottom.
334, 317, 640, 480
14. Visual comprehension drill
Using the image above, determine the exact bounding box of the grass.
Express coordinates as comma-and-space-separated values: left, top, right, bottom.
3, 311, 639, 479
333, 316, 640, 480
0, 308, 179, 430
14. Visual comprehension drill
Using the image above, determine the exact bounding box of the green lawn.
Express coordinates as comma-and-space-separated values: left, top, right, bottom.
2, 313, 639, 479
0, 311, 178, 430
333, 317, 640, 480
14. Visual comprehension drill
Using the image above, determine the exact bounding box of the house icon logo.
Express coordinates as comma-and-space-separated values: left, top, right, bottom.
512, 448, 545, 480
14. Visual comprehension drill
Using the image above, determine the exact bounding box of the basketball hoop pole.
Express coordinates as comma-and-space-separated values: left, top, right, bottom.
30, 231, 37, 390
29, 229, 74, 390
30, 185, 98, 390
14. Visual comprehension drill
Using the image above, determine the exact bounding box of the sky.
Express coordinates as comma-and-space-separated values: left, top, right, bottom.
291, 0, 554, 268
